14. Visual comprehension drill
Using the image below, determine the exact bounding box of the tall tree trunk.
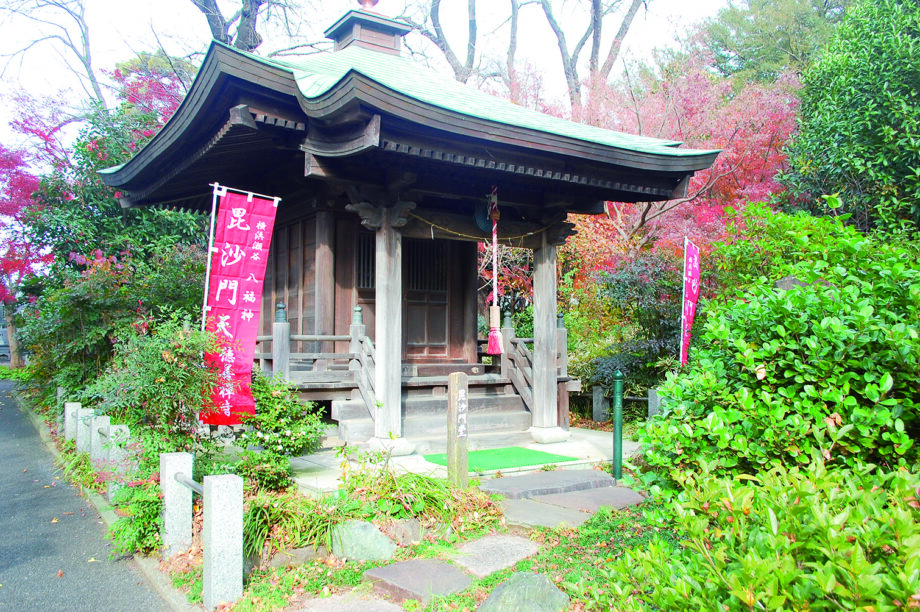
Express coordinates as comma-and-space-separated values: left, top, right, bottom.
5, 307, 23, 369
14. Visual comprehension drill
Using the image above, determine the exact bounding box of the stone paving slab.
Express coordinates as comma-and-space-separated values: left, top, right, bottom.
501, 498, 591, 528
480, 469, 616, 499
292, 593, 403, 611
453, 534, 539, 578
364, 559, 472, 605
534, 486, 645, 512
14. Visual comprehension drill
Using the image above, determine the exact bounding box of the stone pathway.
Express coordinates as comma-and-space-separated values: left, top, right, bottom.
292, 468, 645, 610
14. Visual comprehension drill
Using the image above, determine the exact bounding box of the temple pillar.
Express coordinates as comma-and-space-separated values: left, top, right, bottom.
531, 232, 569, 444
346, 199, 416, 454
374, 220, 402, 438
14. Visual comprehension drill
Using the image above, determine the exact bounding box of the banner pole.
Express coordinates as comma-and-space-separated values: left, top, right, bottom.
679, 236, 688, 366
201, 184, 222, 332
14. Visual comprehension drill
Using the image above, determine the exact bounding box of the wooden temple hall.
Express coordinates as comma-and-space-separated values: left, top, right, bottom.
101, 8, 717, 451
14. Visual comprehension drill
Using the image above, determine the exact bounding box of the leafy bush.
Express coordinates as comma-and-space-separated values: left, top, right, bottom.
708, 202, 873, 292
602, 461, 920, 610
109, 479, 164, 556
593, 251, 682, 393
17, 245, 206, 400
240, 373, 325, 457
234, 450, 293, 492
643, 217, 920, 477
81, 312, 220, 438
243, 489, 367, 559
780, 0, 920, 232
341, 448, 502, 537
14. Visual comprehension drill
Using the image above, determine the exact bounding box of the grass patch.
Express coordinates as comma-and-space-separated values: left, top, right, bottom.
233, 559, 384, 611
0, 364, 33, 383
517, 505, 677, 609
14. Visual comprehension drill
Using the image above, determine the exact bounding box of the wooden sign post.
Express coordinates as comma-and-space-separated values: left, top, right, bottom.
447, 372, 469, 488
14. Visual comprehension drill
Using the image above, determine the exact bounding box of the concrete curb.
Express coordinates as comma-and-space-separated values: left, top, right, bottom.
17, 394, 202, 612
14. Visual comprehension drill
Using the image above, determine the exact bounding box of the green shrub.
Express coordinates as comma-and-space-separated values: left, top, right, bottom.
602, 461, 920, 610
17, 245, 206, 403
341, 448, 503, 537
81, 312, 219, 438
108, 479, 164, 556
643, 219, 920, 477
234, 450, 292, 492
780, 0, 920, 232
593, 251, 682, 394
243, 489, 367, 559
240, 373, 325, 457
0, 365, 35, 383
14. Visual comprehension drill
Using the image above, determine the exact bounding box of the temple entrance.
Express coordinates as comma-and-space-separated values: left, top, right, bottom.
403, 239, 449, 359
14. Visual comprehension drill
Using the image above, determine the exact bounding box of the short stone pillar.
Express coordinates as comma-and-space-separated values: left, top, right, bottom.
160, 452, 194, 555
203, 474, 243, 611
76, 408, 94, 453
106, 425, 133, 501
447, 372, 469, 488
89, 415, 111, 462
648, 387, 662, 418
63, 402, 80, 441
592, 387, 610, 421
272, 302, 290, 380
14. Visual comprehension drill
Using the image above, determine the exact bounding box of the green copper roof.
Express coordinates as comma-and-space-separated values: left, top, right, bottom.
240, 44, 713, 158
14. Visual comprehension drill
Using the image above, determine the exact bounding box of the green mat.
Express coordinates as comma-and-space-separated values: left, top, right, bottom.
424, 446, 579, 472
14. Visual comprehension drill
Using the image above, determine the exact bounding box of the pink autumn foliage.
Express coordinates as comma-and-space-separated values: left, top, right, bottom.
0, 145, 52, 302
603, 47, 800, 251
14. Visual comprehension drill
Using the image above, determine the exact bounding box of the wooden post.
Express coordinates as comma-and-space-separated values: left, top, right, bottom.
315, 211, 335, 371
272, 302, 290, 380
556, 313, 570, 430
349, 306, 366, 354
375, 221, 402, 438
499, 311, 514, 379
532, 234, 559, 435
447, 372, 469, 488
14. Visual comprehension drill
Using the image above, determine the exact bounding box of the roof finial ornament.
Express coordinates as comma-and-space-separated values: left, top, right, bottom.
358, 0, 379, 8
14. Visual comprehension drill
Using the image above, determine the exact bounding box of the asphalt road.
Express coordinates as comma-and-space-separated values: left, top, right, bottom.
0, 381, 170, 611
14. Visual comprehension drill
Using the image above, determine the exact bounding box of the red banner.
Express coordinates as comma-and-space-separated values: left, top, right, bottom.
201, 188, 279, 425
679, 238, 701, 366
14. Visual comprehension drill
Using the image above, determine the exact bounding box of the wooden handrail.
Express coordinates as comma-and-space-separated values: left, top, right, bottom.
290, 334, 350, 342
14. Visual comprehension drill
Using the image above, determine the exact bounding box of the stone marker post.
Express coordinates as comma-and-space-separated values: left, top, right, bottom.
203, 474, 243, 611
592, 387, 609, 421
89, 415, 111, 462
63, 402, 80, 441
160, 452, 194, 555
447, 372, 469, 488
272, 302, 290, 380
648, 387, 661, 418
76, 408, 94, 453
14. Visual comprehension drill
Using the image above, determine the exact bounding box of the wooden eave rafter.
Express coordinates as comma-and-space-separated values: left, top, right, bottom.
116, 104, 306, 210
100, 44, 304, 191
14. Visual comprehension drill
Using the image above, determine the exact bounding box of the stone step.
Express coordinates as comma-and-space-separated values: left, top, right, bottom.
337, 409, 533, 445
332, 391, 526, 421
364, 559, 472, 605
478, 469, 617, 499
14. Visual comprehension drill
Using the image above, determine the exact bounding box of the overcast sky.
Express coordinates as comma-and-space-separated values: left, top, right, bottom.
0, 0, 727, 147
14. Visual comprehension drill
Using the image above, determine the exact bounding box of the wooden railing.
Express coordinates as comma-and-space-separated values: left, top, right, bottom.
348, 309, 377, 419
497, 312, 570, 412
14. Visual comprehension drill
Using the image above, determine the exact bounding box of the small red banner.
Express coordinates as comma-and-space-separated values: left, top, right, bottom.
679, 238, 701, 366
201, 189, 279, 425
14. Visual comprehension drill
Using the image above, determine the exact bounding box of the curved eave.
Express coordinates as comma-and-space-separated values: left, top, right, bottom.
101, 42, 719, 197
294, 71, 720, 175
100, 44, 302, 190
